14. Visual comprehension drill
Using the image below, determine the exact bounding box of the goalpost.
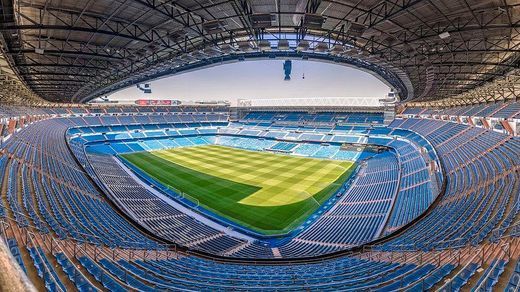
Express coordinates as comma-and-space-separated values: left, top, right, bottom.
335, 164, 349, 172
310, 194, 321, 208
305, 180, 344, 210
299, 190, 321, 208
166, 184, 200, 208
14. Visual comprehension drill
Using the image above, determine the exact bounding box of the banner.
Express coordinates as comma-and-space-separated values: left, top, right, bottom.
135, 99, 180, 106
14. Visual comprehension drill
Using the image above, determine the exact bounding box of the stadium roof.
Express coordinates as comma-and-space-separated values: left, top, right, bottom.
0, 0, 518, 106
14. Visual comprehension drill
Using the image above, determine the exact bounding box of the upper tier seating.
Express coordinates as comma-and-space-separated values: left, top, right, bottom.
0, 106, 519, 291
241, 111, 385, 125
403, 101, 520, 119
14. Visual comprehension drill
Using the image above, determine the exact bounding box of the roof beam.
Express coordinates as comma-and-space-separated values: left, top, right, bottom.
19, 71, 96, 78
0, 25, 150, 43
16, 63, 106, 70
9, 49, 124, 60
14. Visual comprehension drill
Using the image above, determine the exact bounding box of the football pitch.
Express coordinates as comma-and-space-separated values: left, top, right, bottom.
120, 144, 356, 235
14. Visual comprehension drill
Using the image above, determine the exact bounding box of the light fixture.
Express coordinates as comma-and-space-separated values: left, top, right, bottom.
257, 40, 271, 52
278, 40, 290, 50
438, 32, 450, 39
296, 40, 310, 51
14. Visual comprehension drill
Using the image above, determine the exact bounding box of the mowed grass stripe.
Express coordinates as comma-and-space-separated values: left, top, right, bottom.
160, 149, 273, 176
157, 145, 349, 190
121, 145, 356, 235
124, 152, 259, 196
155, 146, 349, 203
168, 146, 296, 171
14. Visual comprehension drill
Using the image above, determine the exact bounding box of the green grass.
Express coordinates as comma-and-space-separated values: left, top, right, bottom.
120, 145, 356, 235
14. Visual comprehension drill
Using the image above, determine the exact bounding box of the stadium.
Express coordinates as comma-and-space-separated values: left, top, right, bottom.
0, 0, 518, 291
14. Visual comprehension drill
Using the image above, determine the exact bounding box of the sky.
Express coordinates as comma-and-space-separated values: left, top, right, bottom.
107, 60, 390, 105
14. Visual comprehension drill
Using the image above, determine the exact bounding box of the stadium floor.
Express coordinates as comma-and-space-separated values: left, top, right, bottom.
121, 145, 356, 235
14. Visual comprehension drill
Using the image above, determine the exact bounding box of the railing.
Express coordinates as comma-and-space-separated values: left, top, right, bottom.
472, 242, 510, 291
393, 249, 460, 291
0, 210, 174, 254
437, 245, 485, 291
0, 215, 182, 290
25, 230, 66, 292
436, 238, 519, 291
39, 230, 129, 291
3, 212, 520, 292
0, 221, 36, 291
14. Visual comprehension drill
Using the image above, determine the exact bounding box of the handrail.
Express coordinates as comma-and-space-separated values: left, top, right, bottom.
437, 245, 484, 291
25, 231, 66, 292
0, 215, 172, 260
3, 204, 520, 291
1, 209, 167, 251
65, 239, 135, 291
472, 242, 508, 291
47, 236, 102, 291
396, 249, 459, 291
